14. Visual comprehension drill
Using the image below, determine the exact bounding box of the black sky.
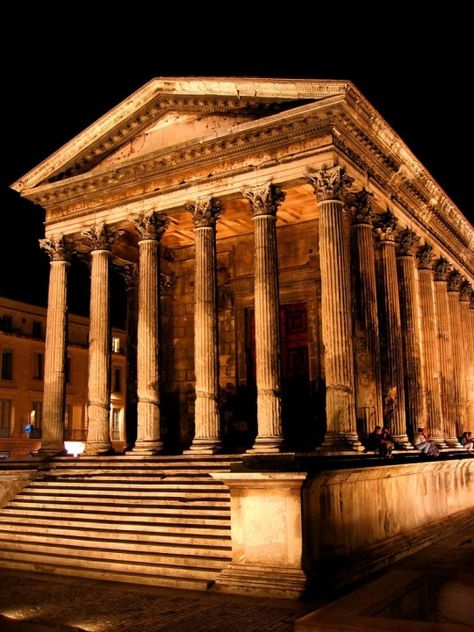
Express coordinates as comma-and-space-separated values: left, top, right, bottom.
2, 14, 471, 323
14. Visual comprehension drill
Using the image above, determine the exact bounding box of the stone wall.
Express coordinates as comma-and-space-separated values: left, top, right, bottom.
303, 459, 474, 589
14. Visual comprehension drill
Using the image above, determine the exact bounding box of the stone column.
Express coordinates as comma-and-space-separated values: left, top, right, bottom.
447, 272, 466, 437
39, 236, 72, 455
308, 167, 362, 452
460, 282, 474, 430
395, 229, 427, 440
416, 245, 446, 447
186, 198, 223, 453
469, 293, 474, 427
120, 264, 138, 450
434, 259, 460, 447
346, 189, 383, 436
373, 213, 411, 448
82, 223, 117, 455
243, 185, 285, 452
131, 211, 168, 454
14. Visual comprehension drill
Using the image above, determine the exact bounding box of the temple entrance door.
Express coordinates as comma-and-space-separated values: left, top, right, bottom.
244, 302, 312, 451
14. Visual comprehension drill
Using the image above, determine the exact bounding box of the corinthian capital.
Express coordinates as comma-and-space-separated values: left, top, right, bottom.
434, 258, 452, 281
134, 210, 169, 241
81, 223, 121, 252
447, 271, 463, 293
186, 198, 223, 228
395, 229, 420, 256
243, 183, 286, 217
307, 165, 354, 202
417, 244, 436, 270
345, 189, 373, 225
39, 235, 73, 262
373, 211, 397, 242
459, 281, 472, 302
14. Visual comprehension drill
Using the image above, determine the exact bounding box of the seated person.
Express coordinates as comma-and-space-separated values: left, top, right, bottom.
414, 427, 440, 457
460, 431, 474, 454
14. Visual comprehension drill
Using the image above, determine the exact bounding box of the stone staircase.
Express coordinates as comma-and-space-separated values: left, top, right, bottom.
0, 455, 240, 590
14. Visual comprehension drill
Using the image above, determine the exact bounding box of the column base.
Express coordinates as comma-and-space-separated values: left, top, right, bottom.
246, 437, 285, 454
215, 563, 307, 598
432, 434, 448, 449
129, 440, 164, 455
38, 445, 66, 458
184, 438, 221, 454
393, 434, 414, 450
445, 438, 463, 449
83, 442, 114, 456
315, 432, 365, 454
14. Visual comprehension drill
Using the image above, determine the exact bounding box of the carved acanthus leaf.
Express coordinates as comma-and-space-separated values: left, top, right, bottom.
39, 235, 73, 262
459, 281, 472, 302
434, 258, 452, 281
395, 229, 420, 256
242, 183, 286, 217
373, 211, 397, 242
186, 198, 223, 228
134, 210, 169, 241
417, 244, 436, 270
447, 271, 464, 293
81, 223, 122, 252
345, 189, 374, 225
307, 165, 354, 202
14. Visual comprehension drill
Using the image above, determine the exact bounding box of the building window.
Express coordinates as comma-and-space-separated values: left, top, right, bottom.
1, 315, 13, 332
0, 399, 12, 437
1, 348, 13, 380
112, 337, 121, 353
32, 321, 42, 338
66, 357, 71, 384
111, 408, 121, 440
113, 366, 122, 393
33, 352, 44, 380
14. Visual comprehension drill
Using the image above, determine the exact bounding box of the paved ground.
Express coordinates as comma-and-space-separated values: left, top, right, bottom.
0, 522, 472, 632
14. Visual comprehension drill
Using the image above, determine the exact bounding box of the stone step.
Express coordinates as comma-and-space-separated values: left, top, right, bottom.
0, 558, 211, 591
0, 547, 222, 580
16, 491, 229, 505
24, 485, 229, 498
30, 480, 227, 491
0, 514, 230, 537
0, 522, 231, 549
0, 507, 230, 526
0, 537, 228, 569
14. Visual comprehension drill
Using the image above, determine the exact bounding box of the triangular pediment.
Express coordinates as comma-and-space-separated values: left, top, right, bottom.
92, 110, 257, 172
12, 77, 350, 192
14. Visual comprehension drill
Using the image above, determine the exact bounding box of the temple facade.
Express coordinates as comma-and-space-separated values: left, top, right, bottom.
11, 78, 474, 456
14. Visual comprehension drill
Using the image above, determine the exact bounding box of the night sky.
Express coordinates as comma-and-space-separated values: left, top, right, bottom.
2, 16, 471, 326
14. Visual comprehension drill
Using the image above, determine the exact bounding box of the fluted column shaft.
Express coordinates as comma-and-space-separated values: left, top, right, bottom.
187, 199, 222, 453
434, 260, 459, 447
396, 230, 426, 440
39, 237, 71, 455
309, 167, 362, 452
417, 246, 446, 447
460, 285, 474, 429
469, 300, 474, 426
348, 191, 383, 436
447, 273, 466, 436
123, 266, 138, 450
244, 185, 285, 452
131, 212, 168, 454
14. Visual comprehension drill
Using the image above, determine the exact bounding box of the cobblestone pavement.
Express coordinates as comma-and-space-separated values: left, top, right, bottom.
0, 572, 320, 632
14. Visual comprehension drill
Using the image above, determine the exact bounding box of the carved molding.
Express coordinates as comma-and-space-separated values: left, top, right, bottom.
345, 189, 374, 225
134, 210, 169, 241
186, 198, 223, 228
434, 258, 452, 282
417, 244, 436, 270
373, 211, 397, 243
395, 228, 420, 257
459, 281, 472, 302
39, 235, 72, 262
307, 165, 354, 202
81, 222, 122, 252
447, 271, 464, 293
242, 183, 286, 217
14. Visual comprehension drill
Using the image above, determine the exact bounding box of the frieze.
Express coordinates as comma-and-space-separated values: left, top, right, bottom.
395, 229, 420, 256
39, 235, 73, 262
243, 183, 286, 217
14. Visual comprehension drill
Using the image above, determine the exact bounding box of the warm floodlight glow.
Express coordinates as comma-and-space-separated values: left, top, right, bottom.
64, 441, 85, 457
